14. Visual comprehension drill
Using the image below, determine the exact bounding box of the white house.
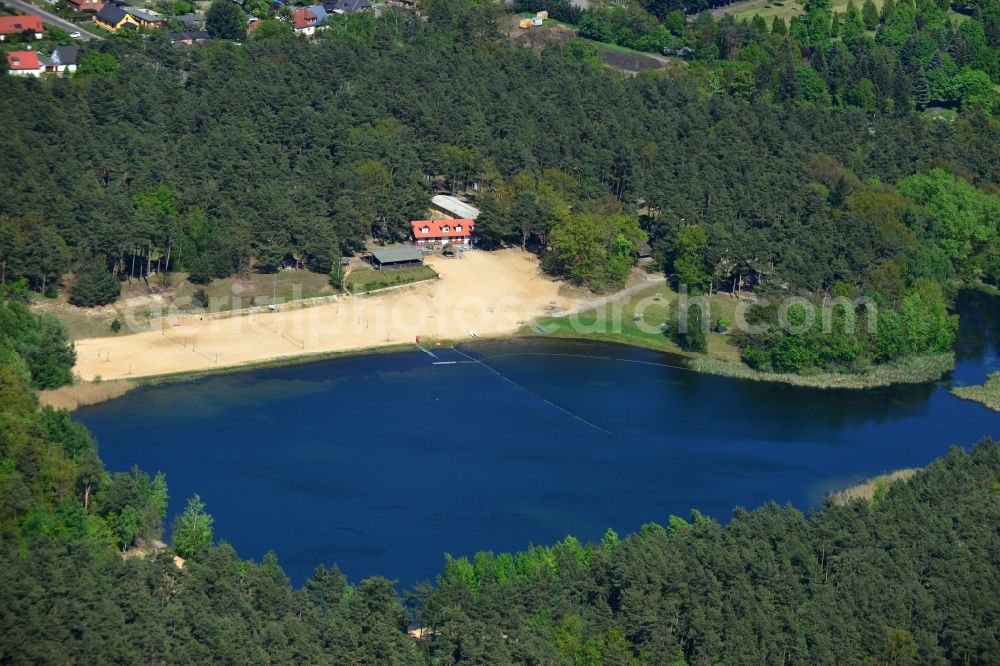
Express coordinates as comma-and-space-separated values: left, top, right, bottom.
6, 50, 44, 76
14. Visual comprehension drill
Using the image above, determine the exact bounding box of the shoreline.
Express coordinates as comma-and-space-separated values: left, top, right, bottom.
51, 330, 955, 411
827, 468, 921, 505
58, 339, 458, 410
950, 371, 1000, 412
53, 256, 982, 408
514, 330, 955, 391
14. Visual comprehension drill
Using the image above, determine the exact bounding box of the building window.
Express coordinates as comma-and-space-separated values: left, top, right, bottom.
455, 225, 463, 232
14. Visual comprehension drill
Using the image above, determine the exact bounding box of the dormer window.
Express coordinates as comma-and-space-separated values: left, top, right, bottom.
420, 226, 429, 233
455, 225, 463, 232
441, 225, 450, 232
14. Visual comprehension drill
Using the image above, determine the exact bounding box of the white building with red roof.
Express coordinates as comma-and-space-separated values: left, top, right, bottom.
0, 15, 44, 41
6, 50, 43, 76
291, 8, 318, 35
411, 219, 475, 247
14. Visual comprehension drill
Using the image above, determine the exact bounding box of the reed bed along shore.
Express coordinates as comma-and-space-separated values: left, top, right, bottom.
38, 380, 136, 411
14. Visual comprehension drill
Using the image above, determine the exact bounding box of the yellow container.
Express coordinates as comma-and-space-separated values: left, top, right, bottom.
519, 18, 531, 28
536, 11, 548, 19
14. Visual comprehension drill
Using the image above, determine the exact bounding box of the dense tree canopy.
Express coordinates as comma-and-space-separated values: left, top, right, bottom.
0, 298, 75, 389
1, 347, 998, 663
0, 0, 997, 379
1, 7, 996, 300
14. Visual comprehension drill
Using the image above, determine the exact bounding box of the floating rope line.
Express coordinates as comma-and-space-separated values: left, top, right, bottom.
474, 351, 698, 374
450, 347, 611, 435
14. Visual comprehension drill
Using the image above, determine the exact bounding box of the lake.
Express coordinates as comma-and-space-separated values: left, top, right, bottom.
76, 291, 1000, 587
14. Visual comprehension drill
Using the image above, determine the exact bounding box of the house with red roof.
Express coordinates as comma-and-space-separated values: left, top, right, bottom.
411, 219, 475, 247
6, 50, 43, 76
291, 8, 318, 35
67, 0, 104, 13
0, 15, 44, 41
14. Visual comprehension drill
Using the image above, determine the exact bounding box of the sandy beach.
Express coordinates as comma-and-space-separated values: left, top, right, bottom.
74, 249, 587, 381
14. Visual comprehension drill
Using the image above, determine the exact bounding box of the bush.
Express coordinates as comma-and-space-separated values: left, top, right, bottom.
192, 288, 209, 309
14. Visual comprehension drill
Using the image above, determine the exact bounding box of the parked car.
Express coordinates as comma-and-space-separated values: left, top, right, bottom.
70, 31, 81, 38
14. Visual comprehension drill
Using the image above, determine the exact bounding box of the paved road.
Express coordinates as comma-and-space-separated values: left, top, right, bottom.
3, 0, 102, 40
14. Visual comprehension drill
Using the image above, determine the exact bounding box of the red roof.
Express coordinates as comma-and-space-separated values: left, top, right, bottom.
411, 219, 474, 239
291, 8, 316, 29
0, 15, 43, 35
6, 50, 41, 71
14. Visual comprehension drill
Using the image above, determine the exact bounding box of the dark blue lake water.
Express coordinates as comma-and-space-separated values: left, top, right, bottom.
77, 291, 1000, 588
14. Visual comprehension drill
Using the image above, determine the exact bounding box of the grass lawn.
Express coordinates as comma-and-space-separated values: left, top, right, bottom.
526, 281, 745, 364
83, 21, 113, 36
526, 279, 954, 388
344, 265, 438, 294
727, 0, 885, 23
727, 0, 966, 26
171, 269, 336, 308
579, 37, 649, 57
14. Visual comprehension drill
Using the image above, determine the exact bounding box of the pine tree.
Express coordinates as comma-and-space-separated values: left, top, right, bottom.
913, 69, 931, 108
68, 261, 121, 307
843, 0, 866, 40
862, 0, 880, 30
675, 297, 707, 353
880, 0, 895, 23
772, 16, 788, 36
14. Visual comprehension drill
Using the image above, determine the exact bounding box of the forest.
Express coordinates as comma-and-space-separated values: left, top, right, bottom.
0, 0, 997, 376
1, 305, 999, 663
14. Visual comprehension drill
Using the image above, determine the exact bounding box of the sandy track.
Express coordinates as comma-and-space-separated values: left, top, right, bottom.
74, 250, 586, 381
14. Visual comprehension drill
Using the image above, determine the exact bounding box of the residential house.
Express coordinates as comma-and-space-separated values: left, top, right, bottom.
307, 5, 327, 26
44, 46, 80, 73
174, 13, 203, 30
411, 219, 475, 247
67, 0, 104, 12
6, 50, 43, 76
94, 4, 138, 31
168, 30, 210, 45
322, 0, 370, 13
291, 7, 318, 35
174, 14, 205, 32
0, 15, 44, 41
124, 7, 165, 28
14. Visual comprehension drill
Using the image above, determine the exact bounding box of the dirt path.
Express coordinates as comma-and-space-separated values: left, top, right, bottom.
559, 273, 665, 317
73, 250, 590, 381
